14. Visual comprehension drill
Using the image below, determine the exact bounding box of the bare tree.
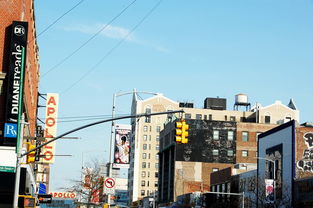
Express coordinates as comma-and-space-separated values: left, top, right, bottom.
64, 160, 106, 208
244, 176, 292, 208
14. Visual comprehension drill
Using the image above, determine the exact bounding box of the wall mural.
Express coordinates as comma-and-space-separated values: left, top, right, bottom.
297, 132, 313, 172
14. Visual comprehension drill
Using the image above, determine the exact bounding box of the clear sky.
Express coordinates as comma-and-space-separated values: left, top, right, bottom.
34, 0, 313, 191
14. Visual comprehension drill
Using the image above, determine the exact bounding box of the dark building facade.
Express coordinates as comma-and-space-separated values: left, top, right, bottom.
158, 119, 237, 204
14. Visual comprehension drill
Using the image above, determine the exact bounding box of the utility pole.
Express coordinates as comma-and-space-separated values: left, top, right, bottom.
13, 114, 26, 208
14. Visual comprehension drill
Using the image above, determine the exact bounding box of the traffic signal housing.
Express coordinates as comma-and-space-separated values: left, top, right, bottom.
175, 120, 189, 144
27, 143, 36, 163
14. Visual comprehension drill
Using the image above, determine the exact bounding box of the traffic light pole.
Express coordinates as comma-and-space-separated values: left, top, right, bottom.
13, 114, 26, 208
14, 110, 184, 207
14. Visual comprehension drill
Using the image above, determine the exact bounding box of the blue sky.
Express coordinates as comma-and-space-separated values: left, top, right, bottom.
34, 0, 313, 191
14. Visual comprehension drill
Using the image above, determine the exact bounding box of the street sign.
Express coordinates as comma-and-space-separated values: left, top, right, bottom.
104, 178, 115, 189
104, 178, 115, 194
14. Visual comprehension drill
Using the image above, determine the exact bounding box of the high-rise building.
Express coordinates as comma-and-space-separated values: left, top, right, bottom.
0, 0, 40, 206
128, 91, 180, 203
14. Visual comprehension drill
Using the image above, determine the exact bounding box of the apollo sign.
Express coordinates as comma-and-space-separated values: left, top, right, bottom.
50, 192, 76, 199
41, 93, 59, 164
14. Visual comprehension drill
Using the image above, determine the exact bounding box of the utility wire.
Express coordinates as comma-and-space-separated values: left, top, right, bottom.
42, 0, 137, 77
28, 0, 85, 44
61, 0, 163, 94
37, 0, 85, 38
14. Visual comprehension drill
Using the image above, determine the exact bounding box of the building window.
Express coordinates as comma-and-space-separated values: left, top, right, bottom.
144, 126, 148, 132
156, 126, 161, 132
142, 162, 146, 168
142, 171, 146, 177
155, 154, 159, 160
204, 115, 207, 120
156, 136, 160, 142
143, 135, 147, 141
148, 153, 151, 159
156, 145, 159, 150
265, 115, 271, 124
228, 131, 234, 141
143, 153, 147, 159
143, 144, 147, 150
141, 180, 145, 186
147, 190, 150, 195
212, 149, 219, 156
209, 114, 212, 120
185, 113, 191, 119
242, 150, 248, 157
213, 130, 219, 140
242, 131, 249, 142
141, 190, 145, 196
212, 168, 219, 172
149, 144, 151, 150
225, 115, 227, 121
230, 116, 236, 121
155, 163, 159, 169
148, 163, 150, 168
227, 150, 234, 156
155, 181, 158, 187
145, 108, 151, 123
196, 114, 202, 120
155, 172, 158, 178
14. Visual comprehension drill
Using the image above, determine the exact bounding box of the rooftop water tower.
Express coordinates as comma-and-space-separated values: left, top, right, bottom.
234, 93, 251, 111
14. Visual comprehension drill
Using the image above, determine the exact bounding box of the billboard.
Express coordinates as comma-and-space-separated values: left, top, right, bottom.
3, 21, 28, 146
41, 93, 59, 164
113, 124, 131, 168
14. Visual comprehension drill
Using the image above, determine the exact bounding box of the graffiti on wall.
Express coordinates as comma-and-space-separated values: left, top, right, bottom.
297, 132, 313, 172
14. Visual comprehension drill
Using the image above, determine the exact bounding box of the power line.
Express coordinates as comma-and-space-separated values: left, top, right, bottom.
61, 0, 164, 94
42, 0, 138, 77
28, 0, 85, 44
37, 0, 85, 38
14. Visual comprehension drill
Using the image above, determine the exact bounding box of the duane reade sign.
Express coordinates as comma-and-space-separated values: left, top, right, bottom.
41, 93, 59, 164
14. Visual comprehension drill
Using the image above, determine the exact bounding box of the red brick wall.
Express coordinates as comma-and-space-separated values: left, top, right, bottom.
296, 126, 313, 179
0, 0, 39, 137
236, 123, 277, 164
202, 163, 233, 186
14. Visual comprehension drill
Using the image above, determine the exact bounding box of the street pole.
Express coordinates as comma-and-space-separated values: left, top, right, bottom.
13, 114, 25, 208
108, 90, 158, 207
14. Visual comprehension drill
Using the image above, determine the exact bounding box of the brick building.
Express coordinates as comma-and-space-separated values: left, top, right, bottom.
0, 0, 40, 206
158, 97, 299, 205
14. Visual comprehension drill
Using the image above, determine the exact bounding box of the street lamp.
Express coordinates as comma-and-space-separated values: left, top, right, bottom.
108, 90, 158, 207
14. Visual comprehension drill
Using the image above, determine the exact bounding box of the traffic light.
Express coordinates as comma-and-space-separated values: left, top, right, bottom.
27, 143, 36, 163
176, 120, 189, 144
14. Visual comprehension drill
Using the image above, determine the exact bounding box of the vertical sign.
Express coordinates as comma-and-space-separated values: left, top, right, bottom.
113, 124, 130, 168
41, 93, 59, 164
3, 21, 28, 146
